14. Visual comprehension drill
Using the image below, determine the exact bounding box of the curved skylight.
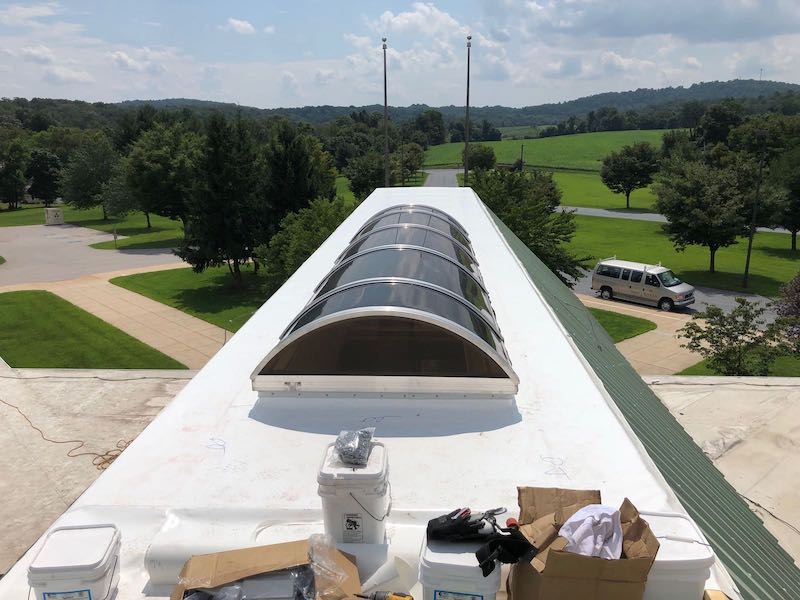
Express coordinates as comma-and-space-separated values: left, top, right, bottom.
252, 205, 518, 396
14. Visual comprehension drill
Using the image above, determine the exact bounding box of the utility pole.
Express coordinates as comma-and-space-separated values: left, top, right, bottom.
520, 144, 524, 169
463, 35, 471, 186
742, 130, 768, 289
382, 37, 389, 188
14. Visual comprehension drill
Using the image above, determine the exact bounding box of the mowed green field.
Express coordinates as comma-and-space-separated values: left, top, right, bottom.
569, 216, 800, 297
555, 171, 655, 211
587, 307, 656, 343
498, 125, 542, 139
425, 130, 668, 170
0, 290, 186, 368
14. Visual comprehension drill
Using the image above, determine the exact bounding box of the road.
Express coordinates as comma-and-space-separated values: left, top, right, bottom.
0, 224, 182, 285
563, 205, 789, 234
424, 168, 459, 187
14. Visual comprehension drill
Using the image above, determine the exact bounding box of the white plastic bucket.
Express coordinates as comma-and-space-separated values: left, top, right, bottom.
28, 523, 121, 600
317, 441, 390, 544
418, 537, 501, 600
641, 511, 716, 600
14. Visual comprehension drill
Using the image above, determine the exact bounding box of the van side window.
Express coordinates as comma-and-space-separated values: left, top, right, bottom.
630, 271, 643, 283
645, 274, 660, 287
597, 265, 621, 278
621, 268, 631, 281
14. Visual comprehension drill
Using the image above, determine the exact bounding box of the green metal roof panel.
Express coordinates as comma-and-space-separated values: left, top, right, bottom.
491, 210, 800, 600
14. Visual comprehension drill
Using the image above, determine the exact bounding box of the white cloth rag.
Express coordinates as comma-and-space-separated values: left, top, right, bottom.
558, 504, 623, 560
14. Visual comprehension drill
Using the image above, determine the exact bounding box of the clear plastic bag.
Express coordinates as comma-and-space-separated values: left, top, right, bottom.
334, 428, 375, 466
289, 534, 348, 600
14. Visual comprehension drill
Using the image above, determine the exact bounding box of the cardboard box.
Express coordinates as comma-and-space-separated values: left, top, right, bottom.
508, 487, 659, 600
170, 539, 361, 600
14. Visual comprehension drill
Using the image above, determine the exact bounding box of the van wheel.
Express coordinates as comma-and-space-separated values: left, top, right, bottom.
659, 298, 674, 312
600, 287, 613, 300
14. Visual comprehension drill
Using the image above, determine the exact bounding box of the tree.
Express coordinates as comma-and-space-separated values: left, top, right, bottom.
413, 110, 446, 146
124, 123, 202, 227
655, 158, 747, 272
465, 144, 496, 171
344, 152, 388, 201
679, 100, 705, 136
397, 142, 425, 183
470, 168, 586, 286
776, 272, 800, 351
177, 114, 264, 284
59, 132, 117, 218
696, 100, 743, 147
771, 145, 800, 250
26, 148, 61, 206
680, 298, 786, 376
255, 196, 354, 293
600, 142, 659, 208
262, 119, 337, 236
0, 136, 29, 210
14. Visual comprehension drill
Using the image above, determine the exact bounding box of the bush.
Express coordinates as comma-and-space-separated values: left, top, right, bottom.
464, 144, 496, 170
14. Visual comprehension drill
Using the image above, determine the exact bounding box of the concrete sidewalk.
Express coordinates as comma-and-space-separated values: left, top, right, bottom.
0, 265, 227, 369
579, 295, 698, 375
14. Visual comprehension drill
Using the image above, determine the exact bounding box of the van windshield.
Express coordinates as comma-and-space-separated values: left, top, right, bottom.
657, 270, 682, 287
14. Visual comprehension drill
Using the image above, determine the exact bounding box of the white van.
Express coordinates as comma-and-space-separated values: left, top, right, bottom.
590, 257, 695, 311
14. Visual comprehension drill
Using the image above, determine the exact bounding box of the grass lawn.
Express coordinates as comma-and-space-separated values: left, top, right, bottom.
679, 356, 800, 377
425, 130, 668, 170
554, 171, 655, 212
0, 290, 186, 369
569, 215, 800, 298
111, 266, 266, 332
498, 125, 543, 140
335, 175, 356, 207
588, 307, 657, 343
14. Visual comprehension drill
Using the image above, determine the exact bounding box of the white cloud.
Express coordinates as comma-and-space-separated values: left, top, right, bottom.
601, 51, 656, 74
0, 3, 58, 27
43, 65, 93, 84
220, 18, 256, 35
683, 56, 702, 69
281, 70, 301, 97
372, 2, 468, 37
110, 50, 145, 72
263, 25, 276, 34
18, 44, 55, 64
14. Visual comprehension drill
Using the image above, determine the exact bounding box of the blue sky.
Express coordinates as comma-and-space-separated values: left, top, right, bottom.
1, 1, 799, 108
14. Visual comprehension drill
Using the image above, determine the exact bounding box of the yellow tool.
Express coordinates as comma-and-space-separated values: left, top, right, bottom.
356, 592, 413, 600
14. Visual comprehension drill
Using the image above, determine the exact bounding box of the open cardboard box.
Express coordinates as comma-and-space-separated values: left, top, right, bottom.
508, 487, 660, 600
170, 539, 361, 600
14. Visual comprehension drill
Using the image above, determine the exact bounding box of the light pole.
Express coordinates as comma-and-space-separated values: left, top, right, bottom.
742, 130, 768, 289
382, 37, 390, 188
463, 35, 471, 186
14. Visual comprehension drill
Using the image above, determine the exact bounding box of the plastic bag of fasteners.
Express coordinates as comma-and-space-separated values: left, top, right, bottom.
334, 428, 375, 466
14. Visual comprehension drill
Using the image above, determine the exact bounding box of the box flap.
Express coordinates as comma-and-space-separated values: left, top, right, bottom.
170, 540, 360, 600
517, 487, 601, 525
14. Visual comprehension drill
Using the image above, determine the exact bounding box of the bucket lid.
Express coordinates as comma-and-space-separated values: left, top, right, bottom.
419, 538, 501, 592
29, 524, 120, 579
318, 441, 388, 486
640, 511, 715, 570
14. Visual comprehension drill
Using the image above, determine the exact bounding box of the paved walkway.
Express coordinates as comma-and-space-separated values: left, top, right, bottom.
0, 266, 227, 369
423, 168, 459, 187
562, 205, 789, 234
0, 224, 183, 285
579, 295, 698, 375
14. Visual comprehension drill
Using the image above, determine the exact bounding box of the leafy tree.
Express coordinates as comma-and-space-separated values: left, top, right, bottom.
654, 158, 747, 273
660, 130, 698, 161
696, 100, 743, 146
465, 144, 496, 171
600, 142, 659, 208
470, 169, 586, 286
413, 110, 446, 146
255, 196, 355, 293
680, 298, 786, 376
771, 144, 800, 250
680, 100, 705, 136
102, 163, 138, 219
59, 132, 117, 219
396, 142, 425, 183
124, 123, 202, 227
26, 148, 61, 206
177, 114, 264, 284
262, 119, 337, 236
112, 104, 159, 152
776, 272, 800, 350
344, 152, 388, 201
0, 136, 29, 209
31, 127, 98, 164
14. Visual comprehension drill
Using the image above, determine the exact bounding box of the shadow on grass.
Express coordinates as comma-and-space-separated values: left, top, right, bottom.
677, 270, 783, 298
95, 237, 183, 251
761, 246, 800, 261
603, 207, 656, 215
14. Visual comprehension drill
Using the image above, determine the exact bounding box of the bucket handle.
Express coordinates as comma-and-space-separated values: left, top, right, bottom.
349, 482, 392, 522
